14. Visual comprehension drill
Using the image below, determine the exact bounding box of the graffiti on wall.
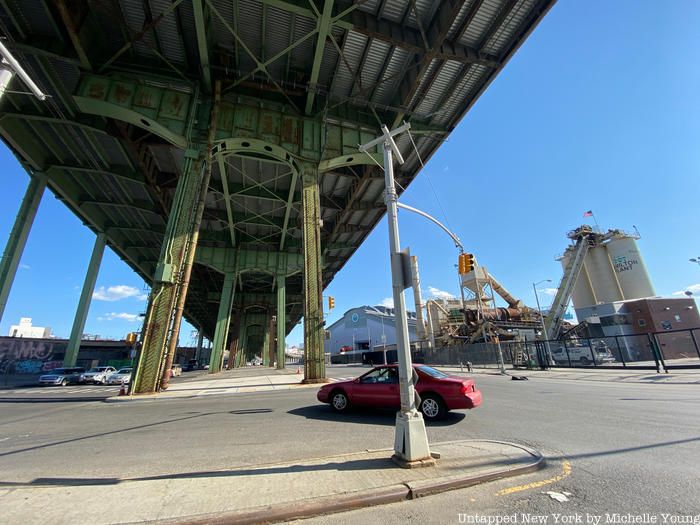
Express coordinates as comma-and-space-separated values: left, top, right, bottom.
0, 339, 66, 374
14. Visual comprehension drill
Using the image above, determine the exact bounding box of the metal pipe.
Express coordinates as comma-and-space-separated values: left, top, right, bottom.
0, 40, 47, 99
489, 274, 523, 308
395, 201, 463, 251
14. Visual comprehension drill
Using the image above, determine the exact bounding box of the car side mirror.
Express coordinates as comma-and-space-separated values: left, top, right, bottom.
353, 378, 360, 384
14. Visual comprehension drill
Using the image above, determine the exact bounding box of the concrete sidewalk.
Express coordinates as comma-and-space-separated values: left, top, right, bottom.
0, 440, 543, 525
444, 366, 700, 384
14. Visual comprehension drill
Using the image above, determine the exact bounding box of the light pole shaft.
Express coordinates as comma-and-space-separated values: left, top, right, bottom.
383, 143, 416, 414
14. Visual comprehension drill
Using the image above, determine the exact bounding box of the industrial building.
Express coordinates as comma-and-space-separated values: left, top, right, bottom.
8, 318, 52, 338
325, 306, 418, 356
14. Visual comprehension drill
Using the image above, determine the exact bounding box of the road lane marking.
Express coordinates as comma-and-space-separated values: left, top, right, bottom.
496, 460, 571, 496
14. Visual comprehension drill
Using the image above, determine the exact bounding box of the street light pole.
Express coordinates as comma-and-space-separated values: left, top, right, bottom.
533, 279, 553, 367
360, 123, 432, 468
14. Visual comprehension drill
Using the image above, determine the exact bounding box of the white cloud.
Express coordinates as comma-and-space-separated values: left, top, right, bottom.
539, 287, 558, 296
379, 297, 394, 308
672, 284, 700, 296
97, 312, 141, 322
427, 286, 455, 300
93, 285, 147, 302
19, 264, 30, 270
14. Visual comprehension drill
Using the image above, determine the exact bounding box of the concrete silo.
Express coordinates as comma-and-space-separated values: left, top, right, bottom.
586, 245, 625, 303
560, 247, 597, 309
606, 234, 655, 299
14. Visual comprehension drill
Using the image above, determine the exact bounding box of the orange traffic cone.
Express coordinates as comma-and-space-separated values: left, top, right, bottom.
118, 382, 127, 396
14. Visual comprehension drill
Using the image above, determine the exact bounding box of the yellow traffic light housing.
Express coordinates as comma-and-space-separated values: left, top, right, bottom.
464, 253, 475, 273
458, 253, 476, 275
328, 296, 335, 310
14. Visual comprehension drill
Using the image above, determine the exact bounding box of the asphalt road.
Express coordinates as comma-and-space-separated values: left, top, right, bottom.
1, 366, 699, 523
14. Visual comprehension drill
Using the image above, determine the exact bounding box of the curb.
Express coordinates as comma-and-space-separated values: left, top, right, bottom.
157, 443, 545, 525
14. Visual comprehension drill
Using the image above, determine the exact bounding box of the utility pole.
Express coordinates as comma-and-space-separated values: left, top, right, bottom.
360, 123, 433, 468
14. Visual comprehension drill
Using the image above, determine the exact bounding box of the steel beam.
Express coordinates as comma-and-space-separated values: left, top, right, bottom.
0, 172, 47, 323
305, 0, 334, 115
64, 233, 105, 367
131, 152, 204, 394
193, 0, 212, 92
262, 313, 271, 366
235, 314, 248, 368
300, 163, 326, 383
210, 270, 236, 373
276, 273, 286, 369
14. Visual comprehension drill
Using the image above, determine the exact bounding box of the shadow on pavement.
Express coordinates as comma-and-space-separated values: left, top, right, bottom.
287, 405, 466, 427
0, 397, 109, 403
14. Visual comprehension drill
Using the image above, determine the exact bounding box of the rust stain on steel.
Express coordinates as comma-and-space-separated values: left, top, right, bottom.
134, 87, 158, 109
162, 92, 186, 119
281, 116, 298, 143
87, 82, 106, 100
112, 83, 133, 105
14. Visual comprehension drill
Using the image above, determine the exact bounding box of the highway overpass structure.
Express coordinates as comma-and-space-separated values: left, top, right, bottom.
0, 0, 555, 394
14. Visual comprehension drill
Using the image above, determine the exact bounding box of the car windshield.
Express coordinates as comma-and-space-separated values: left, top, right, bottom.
117, 369, 132, 374
49, 369, 67, 375
416, 366, 449, 379
87, 368, 101, 373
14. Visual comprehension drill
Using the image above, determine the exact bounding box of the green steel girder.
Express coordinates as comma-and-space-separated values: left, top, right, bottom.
74, 74, 194, 148
305, 0, 334, 115
193, 0, 212, 93
47, 165, 147, 186
205, 291, 302, 308
64, 233, 105, 367
196, 247, 303, 275
0, 172, 47, 322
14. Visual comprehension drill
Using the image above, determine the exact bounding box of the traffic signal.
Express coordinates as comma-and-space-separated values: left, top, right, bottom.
458, 253, 476, 275
125, 332, 138, 345
328, 296, 335, 310
464, 253, 475, 273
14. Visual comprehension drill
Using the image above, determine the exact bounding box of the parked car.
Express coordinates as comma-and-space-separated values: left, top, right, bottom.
107, 368, 133, 385
80, 366, 117, 384
39, 367, 86, 386
552, 343, 615, 365
183, 359, 199, 372
316, 364, 482, 421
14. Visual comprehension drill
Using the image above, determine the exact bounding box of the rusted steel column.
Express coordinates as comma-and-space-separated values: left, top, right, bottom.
160, 82, 220, 390
276, 274, 286, 369
226, 312, 241, 370
300, 163, 327, 383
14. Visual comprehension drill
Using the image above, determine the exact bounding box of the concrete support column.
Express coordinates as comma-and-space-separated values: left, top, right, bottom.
300, 164, 326, 383
276, 274, 286, 369
262, 313, 271, 367
210, 271, 236, 373
0, 172, 47, 323
64, 233, 106, 367
131, 153, 206, 394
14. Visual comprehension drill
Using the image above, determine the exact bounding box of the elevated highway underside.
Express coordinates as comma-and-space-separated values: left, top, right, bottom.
0, 0, 555, 392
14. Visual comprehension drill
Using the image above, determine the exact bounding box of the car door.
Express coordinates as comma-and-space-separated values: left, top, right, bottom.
352, 367, 395, 407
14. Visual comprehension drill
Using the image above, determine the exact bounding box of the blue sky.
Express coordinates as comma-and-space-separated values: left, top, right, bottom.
2, 0, 699, 348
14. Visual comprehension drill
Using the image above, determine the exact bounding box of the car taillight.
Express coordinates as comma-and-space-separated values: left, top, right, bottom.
460, 382, 475, 394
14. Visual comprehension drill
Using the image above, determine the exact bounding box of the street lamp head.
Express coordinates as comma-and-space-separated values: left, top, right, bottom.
691, 258, 699, 263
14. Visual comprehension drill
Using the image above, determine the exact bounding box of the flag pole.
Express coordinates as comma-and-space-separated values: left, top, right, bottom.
591, 212, 601, 232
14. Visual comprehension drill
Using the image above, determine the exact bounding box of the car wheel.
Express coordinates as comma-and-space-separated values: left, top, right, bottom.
420, 394, 446, 421
330, 390, 350, 412
580, 357, 591, 365
60, 379, 68, 387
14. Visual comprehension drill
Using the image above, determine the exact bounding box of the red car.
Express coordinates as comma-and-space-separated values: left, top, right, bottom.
317, 365, 482, 420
